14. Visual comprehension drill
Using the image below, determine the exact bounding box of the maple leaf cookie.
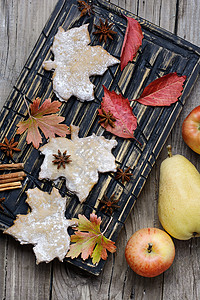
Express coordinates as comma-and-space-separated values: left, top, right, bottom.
43, 24, 119, 102
4, 188, 76, 264
38, 125, 117, 202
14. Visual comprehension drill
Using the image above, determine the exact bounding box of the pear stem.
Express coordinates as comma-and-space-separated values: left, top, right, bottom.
167, 145, 172, 157
147, 243, 153, 253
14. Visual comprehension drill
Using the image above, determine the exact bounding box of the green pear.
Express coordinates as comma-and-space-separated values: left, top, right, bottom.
158, 145, 200, 240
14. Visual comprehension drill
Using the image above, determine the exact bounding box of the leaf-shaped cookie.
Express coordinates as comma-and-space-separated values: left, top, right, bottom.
43, 24, 119, 102
4, 187, 76, 264
17, 97, 70, 149
120, 16, 144, 71
135, 72, 186, 106
66, 213, 116, 264
98, 86, 137, 139
39, 125, 117, 203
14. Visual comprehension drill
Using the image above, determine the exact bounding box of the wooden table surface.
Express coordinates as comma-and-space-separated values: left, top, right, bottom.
0, 1, 200, 299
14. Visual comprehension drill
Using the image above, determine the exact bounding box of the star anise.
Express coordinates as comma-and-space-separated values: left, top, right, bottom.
52, 150, 72, 169
0, 197, 5, 211
99, 193, 120, 215
77, 0, 94, 17
115, 166, 133, 184
93, 19, 117, 43
98, 109, 116, 128
0, 137, 21, 158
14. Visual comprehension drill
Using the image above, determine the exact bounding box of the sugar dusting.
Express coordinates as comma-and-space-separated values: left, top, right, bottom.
4, 188, 76, 264
43, 24, 119, 102
39, 125, 117, 202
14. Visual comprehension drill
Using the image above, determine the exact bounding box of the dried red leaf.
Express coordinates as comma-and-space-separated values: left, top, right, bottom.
17, 97, 70, 149
98, 86, 137, 139
120, 16, 144, 71
135, 72, 186, 106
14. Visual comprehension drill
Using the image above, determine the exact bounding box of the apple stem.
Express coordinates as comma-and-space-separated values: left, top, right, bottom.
147, 243, 153, 253
167, 145, 172, 157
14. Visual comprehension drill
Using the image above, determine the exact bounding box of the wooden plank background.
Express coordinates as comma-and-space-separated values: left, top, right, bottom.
0, 0, 200, 299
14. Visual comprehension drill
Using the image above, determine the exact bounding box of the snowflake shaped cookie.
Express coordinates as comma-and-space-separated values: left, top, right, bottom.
4, 188, 76, 264
43, 24, 119, 102
39, 125, 117, 202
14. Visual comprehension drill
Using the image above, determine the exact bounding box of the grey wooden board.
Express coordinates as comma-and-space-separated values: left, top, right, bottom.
0, 0, 200, 276
0, 1, 198, 295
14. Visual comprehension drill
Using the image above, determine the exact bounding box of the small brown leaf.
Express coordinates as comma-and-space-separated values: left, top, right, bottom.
17, 97, 70, 149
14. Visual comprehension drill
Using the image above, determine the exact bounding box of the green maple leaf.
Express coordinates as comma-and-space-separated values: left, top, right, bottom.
66, 213, 116, 264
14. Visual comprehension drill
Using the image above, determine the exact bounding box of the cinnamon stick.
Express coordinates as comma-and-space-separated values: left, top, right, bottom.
0, 171, 26, 180
0, 181, 22, 192
0, 177, 24, 184
0, 185, 22, 192
0, 163, 24, 170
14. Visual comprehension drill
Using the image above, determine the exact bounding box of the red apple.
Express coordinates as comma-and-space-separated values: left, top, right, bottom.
125, 228, 175, 277
182, 105, 200, 154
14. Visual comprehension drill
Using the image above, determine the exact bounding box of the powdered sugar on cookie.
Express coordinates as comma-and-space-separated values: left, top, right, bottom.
4, 188, 76, 264
43, 24, 119, 102
38, 125, 117, 202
